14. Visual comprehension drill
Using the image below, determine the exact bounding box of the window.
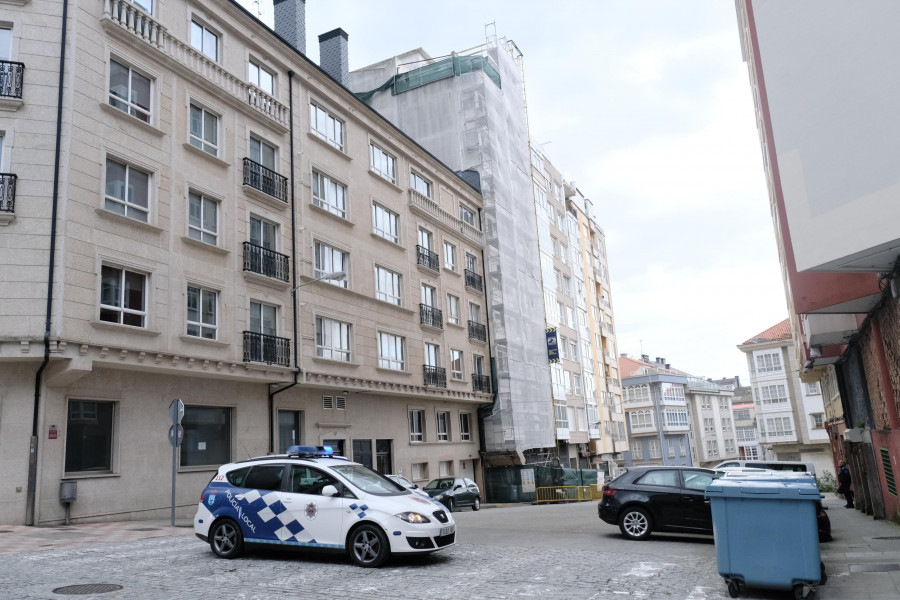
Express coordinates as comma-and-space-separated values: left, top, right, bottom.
250, 301, 277, 336
459, 413, 471, 441
706, 440, 718, 455
250, 136, 276, 170
372, 203, 399, 243
745, 446, 760, 460
411, 171, 431, 198
443, 241, 456, 271
559, 336, 568, 360
469, 302, 482, 325
310, 102, 344, 150
439, 461, 453, 477
65, 400, 114, 473
756, 384, 788, 405
465, 253, 478, 274
631, 442, 643, 461
447, 294, 460, 325
250, 215, 277, 249
418, 227, 434, 251
181, 405, 231, 467
190, 19, 218, 61
811, 413, 825, 429
668, 439, 676, 458
378, 332, 405, 370
311, 170, 347, 218
459, 203, 476, 227
105, 158, 150, 222
648, 439, 662, 459
370, 141, 395, 183
131, 0, 153, 12
188, 192, 218, 245
562, 275, 572, 296
554, 403, 568, 429
409, 409, 424, 442
186, 285, 217, 339
322, 395, 346, 410
630, 410, 654, 429
248, 60, 274, 95
189, 103, 219, 156
109, 58, 151, 123
473, 354, 485, 376
704, 417, 714, 432
807, 382, 820, 395
315, 316, 351, 362
425, 343, 440, 368
412, 462, 428, 481
374, 266, 402, 306
314, 241, 348, 287
450, 349, 463, 380
436, 411, 450, 442
761, 416, 794, 438
755, 352, 783, 374
421, 284, 437, 310
733, 408, 750, 421
100, 265, 146, 327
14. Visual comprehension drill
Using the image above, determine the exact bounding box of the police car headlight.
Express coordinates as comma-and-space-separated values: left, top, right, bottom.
396, 512, 431, 524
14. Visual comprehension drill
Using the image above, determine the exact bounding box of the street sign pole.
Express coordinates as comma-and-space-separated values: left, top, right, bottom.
169, 399, 184, 527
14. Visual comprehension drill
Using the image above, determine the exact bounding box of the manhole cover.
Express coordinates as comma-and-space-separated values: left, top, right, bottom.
872, 536, 900, 540
849, 564, 900, 573
52, 584, 123, 595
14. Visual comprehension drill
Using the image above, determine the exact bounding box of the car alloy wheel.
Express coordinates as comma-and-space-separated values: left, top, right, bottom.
618, 507, 652, 540
210, 519, 244, 559
472, 497, 481, 511
349, 523, 389, 568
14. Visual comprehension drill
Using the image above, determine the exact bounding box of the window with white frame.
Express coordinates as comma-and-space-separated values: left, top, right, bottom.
249, 60, 274, 95
756, 384, 788, 405
661, 383, 685, 402
736, 427, 757, 442
745, 446, 760, 460
372, 203, 399, 243
459, 413, 471, 441
473, 354, 485, 376
559, 336, 568, 360
410, 171, 431, 198
311, 170, 347, 219
630, 410, 654, 429
447, 294, 460, 325
187, 191, 217, 245
469, 302, 482, 324
648, 439, 661, 459
250, 136, 276, 170
563, 370, 573, 394
189, 103, 219, 156
733, 408, 750, 421
109, 58, 151, 123
439, 460, 453, 476
409, 409, 424, 442
315, 317, 351, 362
811, 413, 825, 429
722, 418, 732, 431
310, 102, 344, 150
377, 332, 405, 370
554, 403, 568, 429
680, 441, 687, 456
569, 339, 578, 360
411, 462, 428, 480
562, 275, 572, 296
100, 264, 146, 327
314, 241, 348, 287
807, 382, 820, 395
465, 253, 478, 274
668, 439, 676, 458
424, 343, 440, 368
557, 300, 566, 326
631, 442, 643, 460
105, 158, 150, 222
249, 301, 277, 336
370, 141, 395, 183
443, 241, 456, 271
436, 411, 450, 442
190, 19, 218, 61
573, 373, 583, 397
755, 351, 783, 374
704, 417, 714, 432
186, 284, 217, 339
761, 416, 793, 437
665, 410, 689, 427
450, 349, 463, 380
374, 266, 402, 306
459, 202, 476, 227
706, 440, 718, 455
625, 384, 650, 403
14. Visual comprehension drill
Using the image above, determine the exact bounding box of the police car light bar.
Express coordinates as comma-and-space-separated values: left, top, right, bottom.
286, 445, 334, 457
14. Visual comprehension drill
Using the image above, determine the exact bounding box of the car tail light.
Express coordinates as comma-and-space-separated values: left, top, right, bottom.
200, 491, 206, 503
602, 485, 617, 497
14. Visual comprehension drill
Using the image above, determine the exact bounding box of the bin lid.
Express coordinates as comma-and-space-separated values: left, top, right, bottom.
719, 471, 816, 485
705, 478, 821, 499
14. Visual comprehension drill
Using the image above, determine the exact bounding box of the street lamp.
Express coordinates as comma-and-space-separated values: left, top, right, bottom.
292, 270, 347, 294
293, 269, 346, 379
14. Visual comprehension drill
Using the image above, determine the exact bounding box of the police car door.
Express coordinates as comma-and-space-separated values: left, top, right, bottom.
281, 464, 347, 548
228, 463, 288, 543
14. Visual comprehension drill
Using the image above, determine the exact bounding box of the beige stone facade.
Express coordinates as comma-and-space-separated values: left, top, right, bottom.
0, 0, 489, 525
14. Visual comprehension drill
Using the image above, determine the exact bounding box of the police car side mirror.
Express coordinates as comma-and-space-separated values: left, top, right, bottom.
321, 484, 340, 497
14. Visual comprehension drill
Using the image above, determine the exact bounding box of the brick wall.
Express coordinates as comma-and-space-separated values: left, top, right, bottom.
860, 325, 890, 430
878, 293, 900, 423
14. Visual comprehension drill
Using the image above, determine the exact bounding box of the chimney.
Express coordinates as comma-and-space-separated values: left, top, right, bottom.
319, 28, 349, 87
274, 0, 306, 55
640, 354, 649, 363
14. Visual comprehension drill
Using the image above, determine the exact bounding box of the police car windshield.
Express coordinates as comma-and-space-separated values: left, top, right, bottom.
331, 464, 408, 496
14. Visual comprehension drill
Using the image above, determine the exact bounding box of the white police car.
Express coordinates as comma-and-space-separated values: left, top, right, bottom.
193, 446, 456, 568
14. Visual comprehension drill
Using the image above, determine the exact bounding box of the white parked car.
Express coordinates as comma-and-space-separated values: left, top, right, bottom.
194, 446, 456, 567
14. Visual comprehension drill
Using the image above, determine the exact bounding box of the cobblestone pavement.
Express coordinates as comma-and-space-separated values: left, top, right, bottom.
0, 496, 898, 599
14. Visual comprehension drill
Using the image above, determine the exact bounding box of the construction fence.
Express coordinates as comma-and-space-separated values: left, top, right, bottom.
484, 464, 606, 504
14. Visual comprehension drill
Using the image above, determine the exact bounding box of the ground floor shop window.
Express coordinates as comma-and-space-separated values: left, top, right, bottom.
65, 400, 115, 473
181, 405, 231, 467
353, 439, 373, 468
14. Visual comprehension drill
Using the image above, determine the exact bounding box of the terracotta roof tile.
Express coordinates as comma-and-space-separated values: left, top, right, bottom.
742, 318, 792, 345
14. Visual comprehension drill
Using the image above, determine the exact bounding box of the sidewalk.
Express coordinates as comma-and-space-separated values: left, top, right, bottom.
0, 518, 195, 555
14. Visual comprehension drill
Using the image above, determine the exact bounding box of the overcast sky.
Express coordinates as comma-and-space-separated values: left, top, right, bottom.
238, 0, 789, 384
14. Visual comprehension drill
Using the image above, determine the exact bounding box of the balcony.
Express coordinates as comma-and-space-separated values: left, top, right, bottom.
472, 373, 491, 393
465, 269, 484, 292
0, 174, 16, 223
243, 158, 288, 203
416, 245, 439, 271
419, 304, 443, 329
243, 331, 290, 366
0, 60, 25, 100
242, 242, 289, 283
424, 365, 447, 388
468, 320, 487, 342
408, 188, 483, 245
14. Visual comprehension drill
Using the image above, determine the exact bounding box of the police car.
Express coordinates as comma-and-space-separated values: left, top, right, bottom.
193, 446, 456, 568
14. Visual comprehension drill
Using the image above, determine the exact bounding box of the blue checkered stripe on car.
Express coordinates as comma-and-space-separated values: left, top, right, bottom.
235, 489, 342, 549
349, 503, 369, 519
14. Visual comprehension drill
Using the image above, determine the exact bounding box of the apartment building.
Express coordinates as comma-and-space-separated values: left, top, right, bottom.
533, 150, 627, 470
737, 321, 832, 475
684, 377, 738, 467
0, 0, 491, 526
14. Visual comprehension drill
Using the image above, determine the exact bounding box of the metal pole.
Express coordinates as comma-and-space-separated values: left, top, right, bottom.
171, 432, 176, 527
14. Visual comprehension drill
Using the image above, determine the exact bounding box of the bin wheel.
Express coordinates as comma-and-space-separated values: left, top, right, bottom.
819, 562, 827, 585
793, 584, 816, 600
727, 580, 740, 598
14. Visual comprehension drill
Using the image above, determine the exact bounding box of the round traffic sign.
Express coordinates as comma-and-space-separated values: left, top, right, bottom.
168, 424, 184, 448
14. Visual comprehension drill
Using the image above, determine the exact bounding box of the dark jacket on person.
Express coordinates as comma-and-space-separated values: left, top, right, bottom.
837, 466, 852, 493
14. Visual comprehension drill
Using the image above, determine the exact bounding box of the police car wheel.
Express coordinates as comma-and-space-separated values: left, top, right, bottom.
349, 524, 389, 568
210, 519, 244, 559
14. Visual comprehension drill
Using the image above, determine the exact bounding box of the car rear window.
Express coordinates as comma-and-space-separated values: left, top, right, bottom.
226, 466, 251, 486
243, 465, 285, 491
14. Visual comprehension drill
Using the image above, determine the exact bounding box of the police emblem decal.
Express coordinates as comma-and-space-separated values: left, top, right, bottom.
208, 493, 216, 506
305, 501, 318, 520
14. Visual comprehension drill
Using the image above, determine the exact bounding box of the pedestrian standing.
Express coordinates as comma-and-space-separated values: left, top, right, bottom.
837, 461, 855, 508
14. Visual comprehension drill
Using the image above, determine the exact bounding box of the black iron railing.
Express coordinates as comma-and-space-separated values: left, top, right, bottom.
0, 60, 25, 99
243, 158, 288, 203
243, 331, 290, 366
420, 304, 443, 329
242, 242, 290, 282
416, 245, 439, 271
468, 320, 487, 342
0, 174, 16, 213
465, 269, 483, 292
472, 374, 491, 393
424, 365, 447, 388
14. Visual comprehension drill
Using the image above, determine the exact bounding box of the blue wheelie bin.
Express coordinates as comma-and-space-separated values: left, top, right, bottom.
705, 478, 824, 599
